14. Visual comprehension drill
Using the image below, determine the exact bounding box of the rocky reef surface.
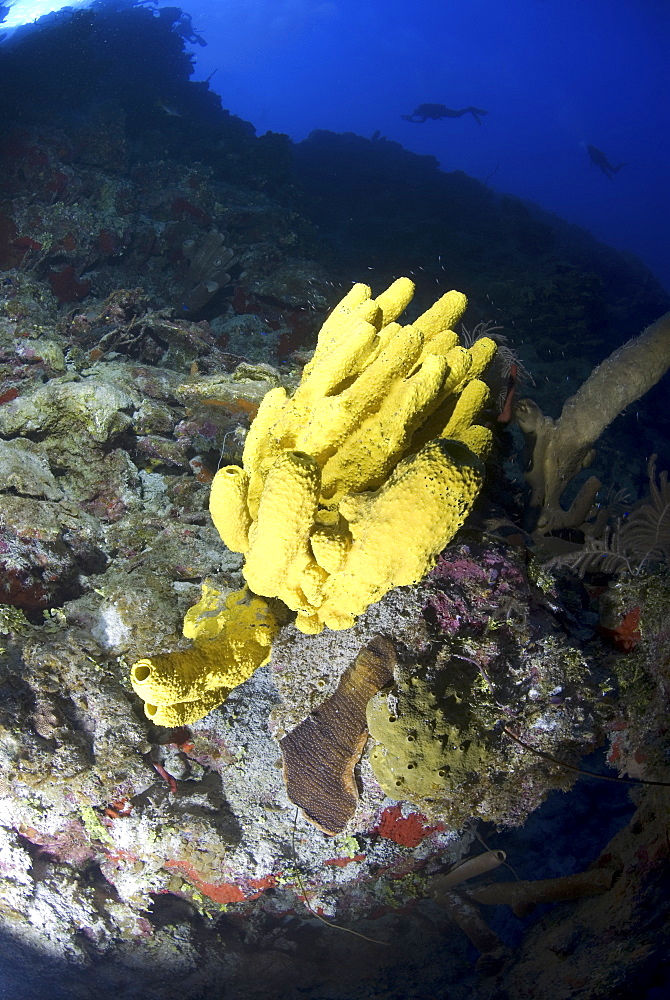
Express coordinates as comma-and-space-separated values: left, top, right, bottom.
0, 3, 669, 998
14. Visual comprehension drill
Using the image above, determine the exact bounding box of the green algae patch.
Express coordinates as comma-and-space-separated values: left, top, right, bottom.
81, 805, 114, 846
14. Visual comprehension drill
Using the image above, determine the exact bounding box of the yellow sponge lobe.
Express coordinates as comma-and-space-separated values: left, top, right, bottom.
316, 439, 484, 629
130, 587, 278, 726
209, 466, 251, 553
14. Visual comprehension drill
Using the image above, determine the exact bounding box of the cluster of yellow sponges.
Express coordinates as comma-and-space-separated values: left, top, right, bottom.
130, 586, 278, 726
210, 277, 495, 634
130, 278, 496, 725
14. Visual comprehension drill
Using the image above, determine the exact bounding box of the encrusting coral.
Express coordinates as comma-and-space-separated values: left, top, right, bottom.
131, 278, 496, 723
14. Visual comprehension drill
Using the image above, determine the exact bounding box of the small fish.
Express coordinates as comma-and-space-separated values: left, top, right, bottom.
155, 100, 183, 117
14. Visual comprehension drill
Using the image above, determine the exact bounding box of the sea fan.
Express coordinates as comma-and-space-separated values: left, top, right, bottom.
619, 455, 670, 566
546, 456, 670, 576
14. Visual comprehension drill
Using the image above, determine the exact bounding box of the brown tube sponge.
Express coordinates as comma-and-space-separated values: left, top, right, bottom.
431, 850, 507, 896
468, 863, 620, 917
437, 890, 505, 956
516, 310, 670, 532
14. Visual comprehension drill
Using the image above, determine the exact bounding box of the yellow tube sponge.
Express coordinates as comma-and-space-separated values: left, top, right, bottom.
130, 279, 496, 724
374, 275, 416, 326
131, 651, 237, 727
243, 450, 322, 609
295, 323, 424, 463
209, 466, 252, 553
241, 386, 289, 516
314, 439, 484, 630
319, 351, 451, 500
459, 423, 494, 459
466, 336, 497, 379
219, 279, 494, 632
295, 315, 379, 405
309, 522, 352, 574
306, 283, 375, 365
414, 289, 468, 339
414, 328, 460, 366
130, 587, 278, 725
441, 378, 491, 439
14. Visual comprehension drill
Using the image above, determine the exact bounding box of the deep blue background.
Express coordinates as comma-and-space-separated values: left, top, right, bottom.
187, 0, 670, 290
3, 0, 669, 290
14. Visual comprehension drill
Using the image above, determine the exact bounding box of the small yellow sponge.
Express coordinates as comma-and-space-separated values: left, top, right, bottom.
130, 587, 278, 726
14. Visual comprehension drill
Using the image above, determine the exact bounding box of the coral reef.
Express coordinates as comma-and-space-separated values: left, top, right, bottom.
0, 4, 668, 997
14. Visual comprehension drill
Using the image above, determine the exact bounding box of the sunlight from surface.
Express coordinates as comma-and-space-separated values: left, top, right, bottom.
1, 0, 91, 30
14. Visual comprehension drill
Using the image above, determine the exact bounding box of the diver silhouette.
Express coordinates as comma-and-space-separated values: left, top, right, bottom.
401, 103, 488, 125
586, 144, 625, 180
157, 6, 207, 46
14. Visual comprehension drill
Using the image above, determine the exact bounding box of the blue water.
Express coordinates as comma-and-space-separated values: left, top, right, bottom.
194, 0, 670, 291
5, 0, 667, 291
